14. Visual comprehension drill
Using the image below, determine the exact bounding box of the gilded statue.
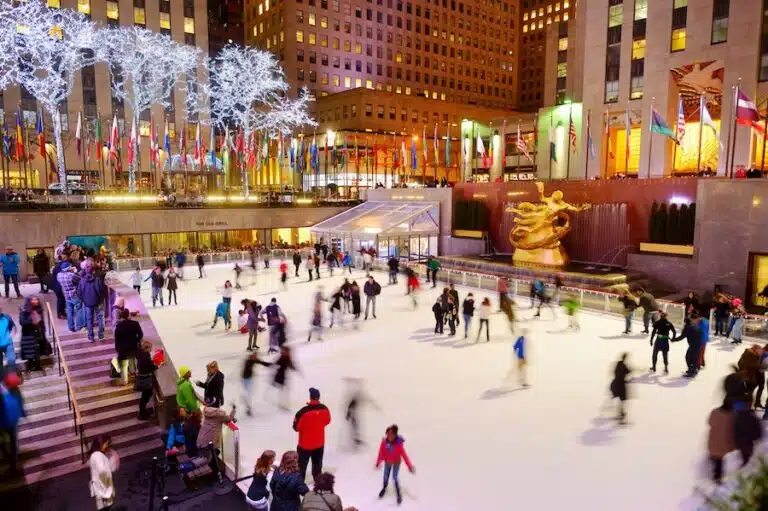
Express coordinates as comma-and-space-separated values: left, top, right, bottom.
506, 182, 590, 267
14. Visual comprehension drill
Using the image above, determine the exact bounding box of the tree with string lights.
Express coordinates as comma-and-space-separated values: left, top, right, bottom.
10, 0, 99, 195
207, 44, 314, 196
101, 25, 201, 192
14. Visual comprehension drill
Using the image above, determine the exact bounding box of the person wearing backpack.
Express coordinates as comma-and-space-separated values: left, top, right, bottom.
363, 276, 381, 320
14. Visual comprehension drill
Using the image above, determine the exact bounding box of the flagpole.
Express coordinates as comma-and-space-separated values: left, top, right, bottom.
81, 111, 89, 208
697, 95, 705, 173
672, 96, 679, 176
566, 104, 573, 180
729, 80, 741, 178
625, 105, 631, 177
646, 99, 654, 179
762, 98, 768, 172
584, 109, 590, 180
40, 111, 51, 192
603, 111, 609, 179
517, 119, 521, 173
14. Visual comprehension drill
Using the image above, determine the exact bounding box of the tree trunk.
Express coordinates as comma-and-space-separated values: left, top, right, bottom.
52, 108, 68, 195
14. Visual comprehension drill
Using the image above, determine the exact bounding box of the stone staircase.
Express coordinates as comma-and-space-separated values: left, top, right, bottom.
0, 321, 164, 490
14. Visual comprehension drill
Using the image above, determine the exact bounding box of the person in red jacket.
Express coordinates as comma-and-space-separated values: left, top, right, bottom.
279, 260, 288, 290
293, 387, 331, 482
375, 424, 415, 505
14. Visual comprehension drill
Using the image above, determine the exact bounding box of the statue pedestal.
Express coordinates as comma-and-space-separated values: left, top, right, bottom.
512, 245, 570, 268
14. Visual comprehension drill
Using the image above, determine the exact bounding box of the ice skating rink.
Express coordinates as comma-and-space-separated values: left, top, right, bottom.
123, 263, 744, 510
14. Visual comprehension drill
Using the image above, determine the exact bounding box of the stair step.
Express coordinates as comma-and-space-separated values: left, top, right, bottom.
21, 364, 109, 387
64, 343, 116, 361
19, 393, 140, 431
65, 353, 116, 372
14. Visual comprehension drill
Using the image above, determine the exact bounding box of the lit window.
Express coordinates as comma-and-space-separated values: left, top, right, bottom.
632, 39, 646, 60
396, 86, 402, 93
530, 22, 536, 31
608, 5, 623, 27
634, 0, 647, 20
432, 91, 437, 99
557, 63, 567, 78
344, 40, 351, 51
547, 17, 551, 24
77, 0, 90, 15
309, 32, 316, 44
280, 31, 284, 41
355, 42, 362, 54
309, 13, 316, 26
296, 30, 304, 42
396, 52, 402, 63
547, 5, 553, 13
344, 76, 351, 88
265, 0, 270, 10
321, 16, 328, 28
184, 17, 195, 34
321, 73, 328, 84
134, 7, 146, 25
333, 75, 339, 86
539, 7, 544, 16
538, 20, 543, 29
523, 12, 528, 21
671, 28, 686, 51
563, 1, 570, 8
320, 36, 328, 47
366, 80, 373, 89
531, 10, 536, 19
266, 39, 271, 49
555, 2, 561, 11
258, 3, 263, 15
555, 15, 560, 22
253, 26, 259, 36
355, 78, 362, 87
259, 22, 263, 33
674, 0, 687, 7
563, 12, 569, 21
388, 84, 394, 92
523, 25, 528, 33
405, 87, 411, 95
47, 0, 61, 8
160, 12, 171, 29
712, 17, 728, 44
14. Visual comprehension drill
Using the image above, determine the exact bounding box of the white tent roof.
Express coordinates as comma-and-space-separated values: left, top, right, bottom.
311, 201, 440, 239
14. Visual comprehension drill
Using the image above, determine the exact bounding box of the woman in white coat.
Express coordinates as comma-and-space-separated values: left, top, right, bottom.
89, 435, 119, 510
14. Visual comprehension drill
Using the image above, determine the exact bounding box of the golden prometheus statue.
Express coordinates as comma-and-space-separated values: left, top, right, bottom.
506, 182, 590, 267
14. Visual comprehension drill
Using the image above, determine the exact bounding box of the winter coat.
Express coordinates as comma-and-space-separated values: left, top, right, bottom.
638, 292, 658, 312
342, 254, 352, 266
0, 253, 19, 275
196, 371, 225, 408
196, 406, 231, 450
432, 302, 443, 320
166, 421, 186, 450
426, 258, 440, 271
449, 289, 459, 307
478, 303, 492, 320
166, 273, 178, 291
293, 400, 331, 450
708, 407, 735, 458
176, 377, 199, 412
301, 491, 344, 511
273, 353, 295, 386
130, 271, 143, 288
462, 298, 475, 316
0, 314, 15, 350
651, 318, 676, 340
293, 253, 302, 266
19, 306, 47, 362
247, 304, 262, 329
114, 318, 143, 360
247, 473, 270, 503
78, 272, 105, 307
674, 323, 702, 348
50, 260, 65, 293
618, 295, 638, 313
148, 272, 165, 289
32, 252, 50, 276
269, 470, 309, 511
175, 252, 186, 266
0, 384, 26, 430
196, 254, 204, 266
734, 408, 763, 451
738, 348, 762, 385
610, 361, 630, 401
242, 357, 271, 380
375, 436, 413, 470
363, 280, 381, 296
387, 257, 399, 272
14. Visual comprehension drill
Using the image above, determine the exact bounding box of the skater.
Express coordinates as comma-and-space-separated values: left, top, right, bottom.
293, 251, 302, 277
497, 278, 509, 313
730, 302, 746, 345
387, 256, 399, 284
328, 287, 344, 328
562, 294, 580, 330
432, 297, 444, 334
552, 273, 564, 305
445, 296, 458, 336
314, 254, 321, 280
196, 252, 205, 278
426, 256, 440, 287
449, 284, 459, 324
476, 297, 491, 342
344, 378, 378, 450
241, 352, 272, 416
272, 346, 299, 410
534, 284, 555, 319
306, 255, 315, 282
683, 291, 700, 321
713, 294, 730, 337
342, 251, 353, 274
261, 298, 286, 354
195, 361, 225, 408
404, 266, 417, 295
19, 296, 49, 375
262, 249, 270, 269
234, 263, 243, 290
698, 314, 710, 370
363, 276, 381, 320
673, 314, 702, 378
145, 267, 165, 307
307, 295, 324, 342
637, 288, 659, 334
326, 251, 337, 277
618, 289, 638, 334
211, 300, 232, 331
131, 266, 143, 293
462, 293, 475, 339
610, 353, 631, 425
350, 280, 361, 319
734, 399, 763, 467
501, 294, 516, 334
649, 312, 676, 374
375, 424, 414, 505
362, 249, 372, 273
243, 299, 263, 351
340, 279, 352, 313
166, 267, 179, 305
1, 247, 21, 299
707, 400, 735, 484
279, 260, 288, 290
293, 387, 331, 483
512, 329, 529, 387
175, 250, 186, 279
406, 269, 420, 309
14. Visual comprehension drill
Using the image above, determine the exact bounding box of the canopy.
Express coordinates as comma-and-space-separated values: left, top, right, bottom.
311, 201, 440, 241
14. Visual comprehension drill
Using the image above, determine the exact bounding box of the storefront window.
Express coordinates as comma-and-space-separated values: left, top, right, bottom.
151, 232, 197, 254
228, 229, 261, 249
105, 235, 141, 256
198, 231, 226, 251
272, 228, 294, 247
25, 247, 54, 271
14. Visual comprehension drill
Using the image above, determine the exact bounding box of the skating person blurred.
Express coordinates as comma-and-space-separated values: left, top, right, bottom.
512, 329, 530, 387
707, 400, 735, 484
234, 263, 243, 290
166, 267, 179, 305
534, 284, 556, 319
340, 279, 352, 313
375, 424, 414, 505
610, 353, 631, 425
308, 298, 324, 342
497, 278, 509, 313
476, 297, 491, 342
306, 255, 315, 282
618, 289, 639, 334
196, 252, 205, 278
698, 315, 710, 370
241, 352, 272, 416
673, 314, 702, 378
344, 378, 379, 450
363, 276, 381, 320
426, 256, 440, 288
328, 288, 344, 328
350, 280, 361, 319
432, 298, 444, 334
263, 249, 270, 269
314, 255, 321, 280
342, 251, 353, 274
713, 294, 730, 337
637, 288, 659, 334
243, 299, 263, 351
131, 266, 143, 294
279, 260, 288, 291
293, 251, 302, 277
326, 251, 337, 277
388, 256, 399, 284
293, 387, 331, 482
272, 345, 299, 410
407, 269, 420, 309
649, 312, 676, 374
734, 399, 763, 467
404, 266, 416, 295
211, 301, 232, 331
175, 250, 186, 279
501, 295, 516, 334
730, 301, 746, 345
562, 294, 580, 331
261, 298, 285, 354
146, 267, 165, 307
737, 345, 762, 407
445, 296, 458, 336
462, 293, 475, 339
249, 247, 257, 270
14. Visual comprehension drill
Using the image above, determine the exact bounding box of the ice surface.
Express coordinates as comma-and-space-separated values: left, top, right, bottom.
120, 263, 745, 510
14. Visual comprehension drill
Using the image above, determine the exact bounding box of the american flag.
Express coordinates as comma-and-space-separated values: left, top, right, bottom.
676, 95, 686, 145
568, 115, 577, 153
516, 122, 531, 162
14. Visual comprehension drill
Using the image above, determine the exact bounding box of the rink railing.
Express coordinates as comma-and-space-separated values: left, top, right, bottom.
113, 249, 316, 272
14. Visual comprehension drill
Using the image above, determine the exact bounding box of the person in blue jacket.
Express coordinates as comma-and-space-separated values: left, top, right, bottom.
0, 373, 27, 475
269, 451, 309, 511
0, 310, 16, 378
697, 315, 710, 370
512, 329, 530, 388
0, 247, 21, 299
342, 252, 352, 274
174, 251, 187, 280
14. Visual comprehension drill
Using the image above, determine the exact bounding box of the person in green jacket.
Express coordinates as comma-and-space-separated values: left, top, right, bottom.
426, 257, 440, 288
562, 295, 581, 331
176, 365, 202, 413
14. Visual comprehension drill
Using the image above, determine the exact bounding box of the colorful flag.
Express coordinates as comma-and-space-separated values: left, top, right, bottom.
410, 135, 417, 170
650, 107, 678, 142
625, 109, 632, 159
701, 98, 718, 136
341, 133, 347, 168
75, 111, 82, 157
422, 126, 427, 165
235, 128, 244, 157
85, 120, 92, 163
36, 111, 45, 158
179, 124, 187, 164
109, 115, 118, 156
516, 122, 531, 162
310, 134, 318, 171
568, 113, 577, 153
500, 121, 507, 168
15, 111, 24, 160
400, 138, 407, 170
735, 89, 764, 134
209, 125, 216, 166
164, 118, 170, 154
433, 124, 439, 166
194, 122, 201, 163
94, 117, 102, 161
477, 134, 487, 167
2, 122, 11, 160
289, 136, 295, 169
445, 125, 451, 167
127, 120, 136, 164
605, 112, 614, 160
676, 95, 686, 145
587, 111, 596, 161
549, 115, 557, 163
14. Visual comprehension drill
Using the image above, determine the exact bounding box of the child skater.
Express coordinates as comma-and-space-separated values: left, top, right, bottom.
562, 294, 580, 331
279, 260, 288, 291
610, 353, 631, 425
234, 263, 243, 290
375, 424, 415, 505
307, 298, 324, 342
511, 329, 530, 388
211, 300, 232, 331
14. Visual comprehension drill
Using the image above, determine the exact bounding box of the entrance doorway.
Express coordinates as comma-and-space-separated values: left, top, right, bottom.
748, 252, 768, 311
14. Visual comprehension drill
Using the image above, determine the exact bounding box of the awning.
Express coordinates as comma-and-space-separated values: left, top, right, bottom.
310, 201, 440, 241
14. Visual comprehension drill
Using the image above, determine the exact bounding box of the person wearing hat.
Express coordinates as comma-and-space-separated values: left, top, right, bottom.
57, 261, 82, 333
176, 365, 202, 413
0, 373, 26, 475
293, 387, 331, 482
0, 246, 21, 299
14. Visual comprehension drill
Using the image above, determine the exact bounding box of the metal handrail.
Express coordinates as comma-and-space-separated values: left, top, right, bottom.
45, 302, 87, 463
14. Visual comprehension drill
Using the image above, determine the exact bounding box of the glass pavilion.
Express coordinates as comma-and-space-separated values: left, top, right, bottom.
310, 201, 440, 260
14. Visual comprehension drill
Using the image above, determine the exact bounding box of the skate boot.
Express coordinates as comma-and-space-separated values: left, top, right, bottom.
378, 485, 387, 498
396, 483, 402, 505
649, 366, 655, 373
